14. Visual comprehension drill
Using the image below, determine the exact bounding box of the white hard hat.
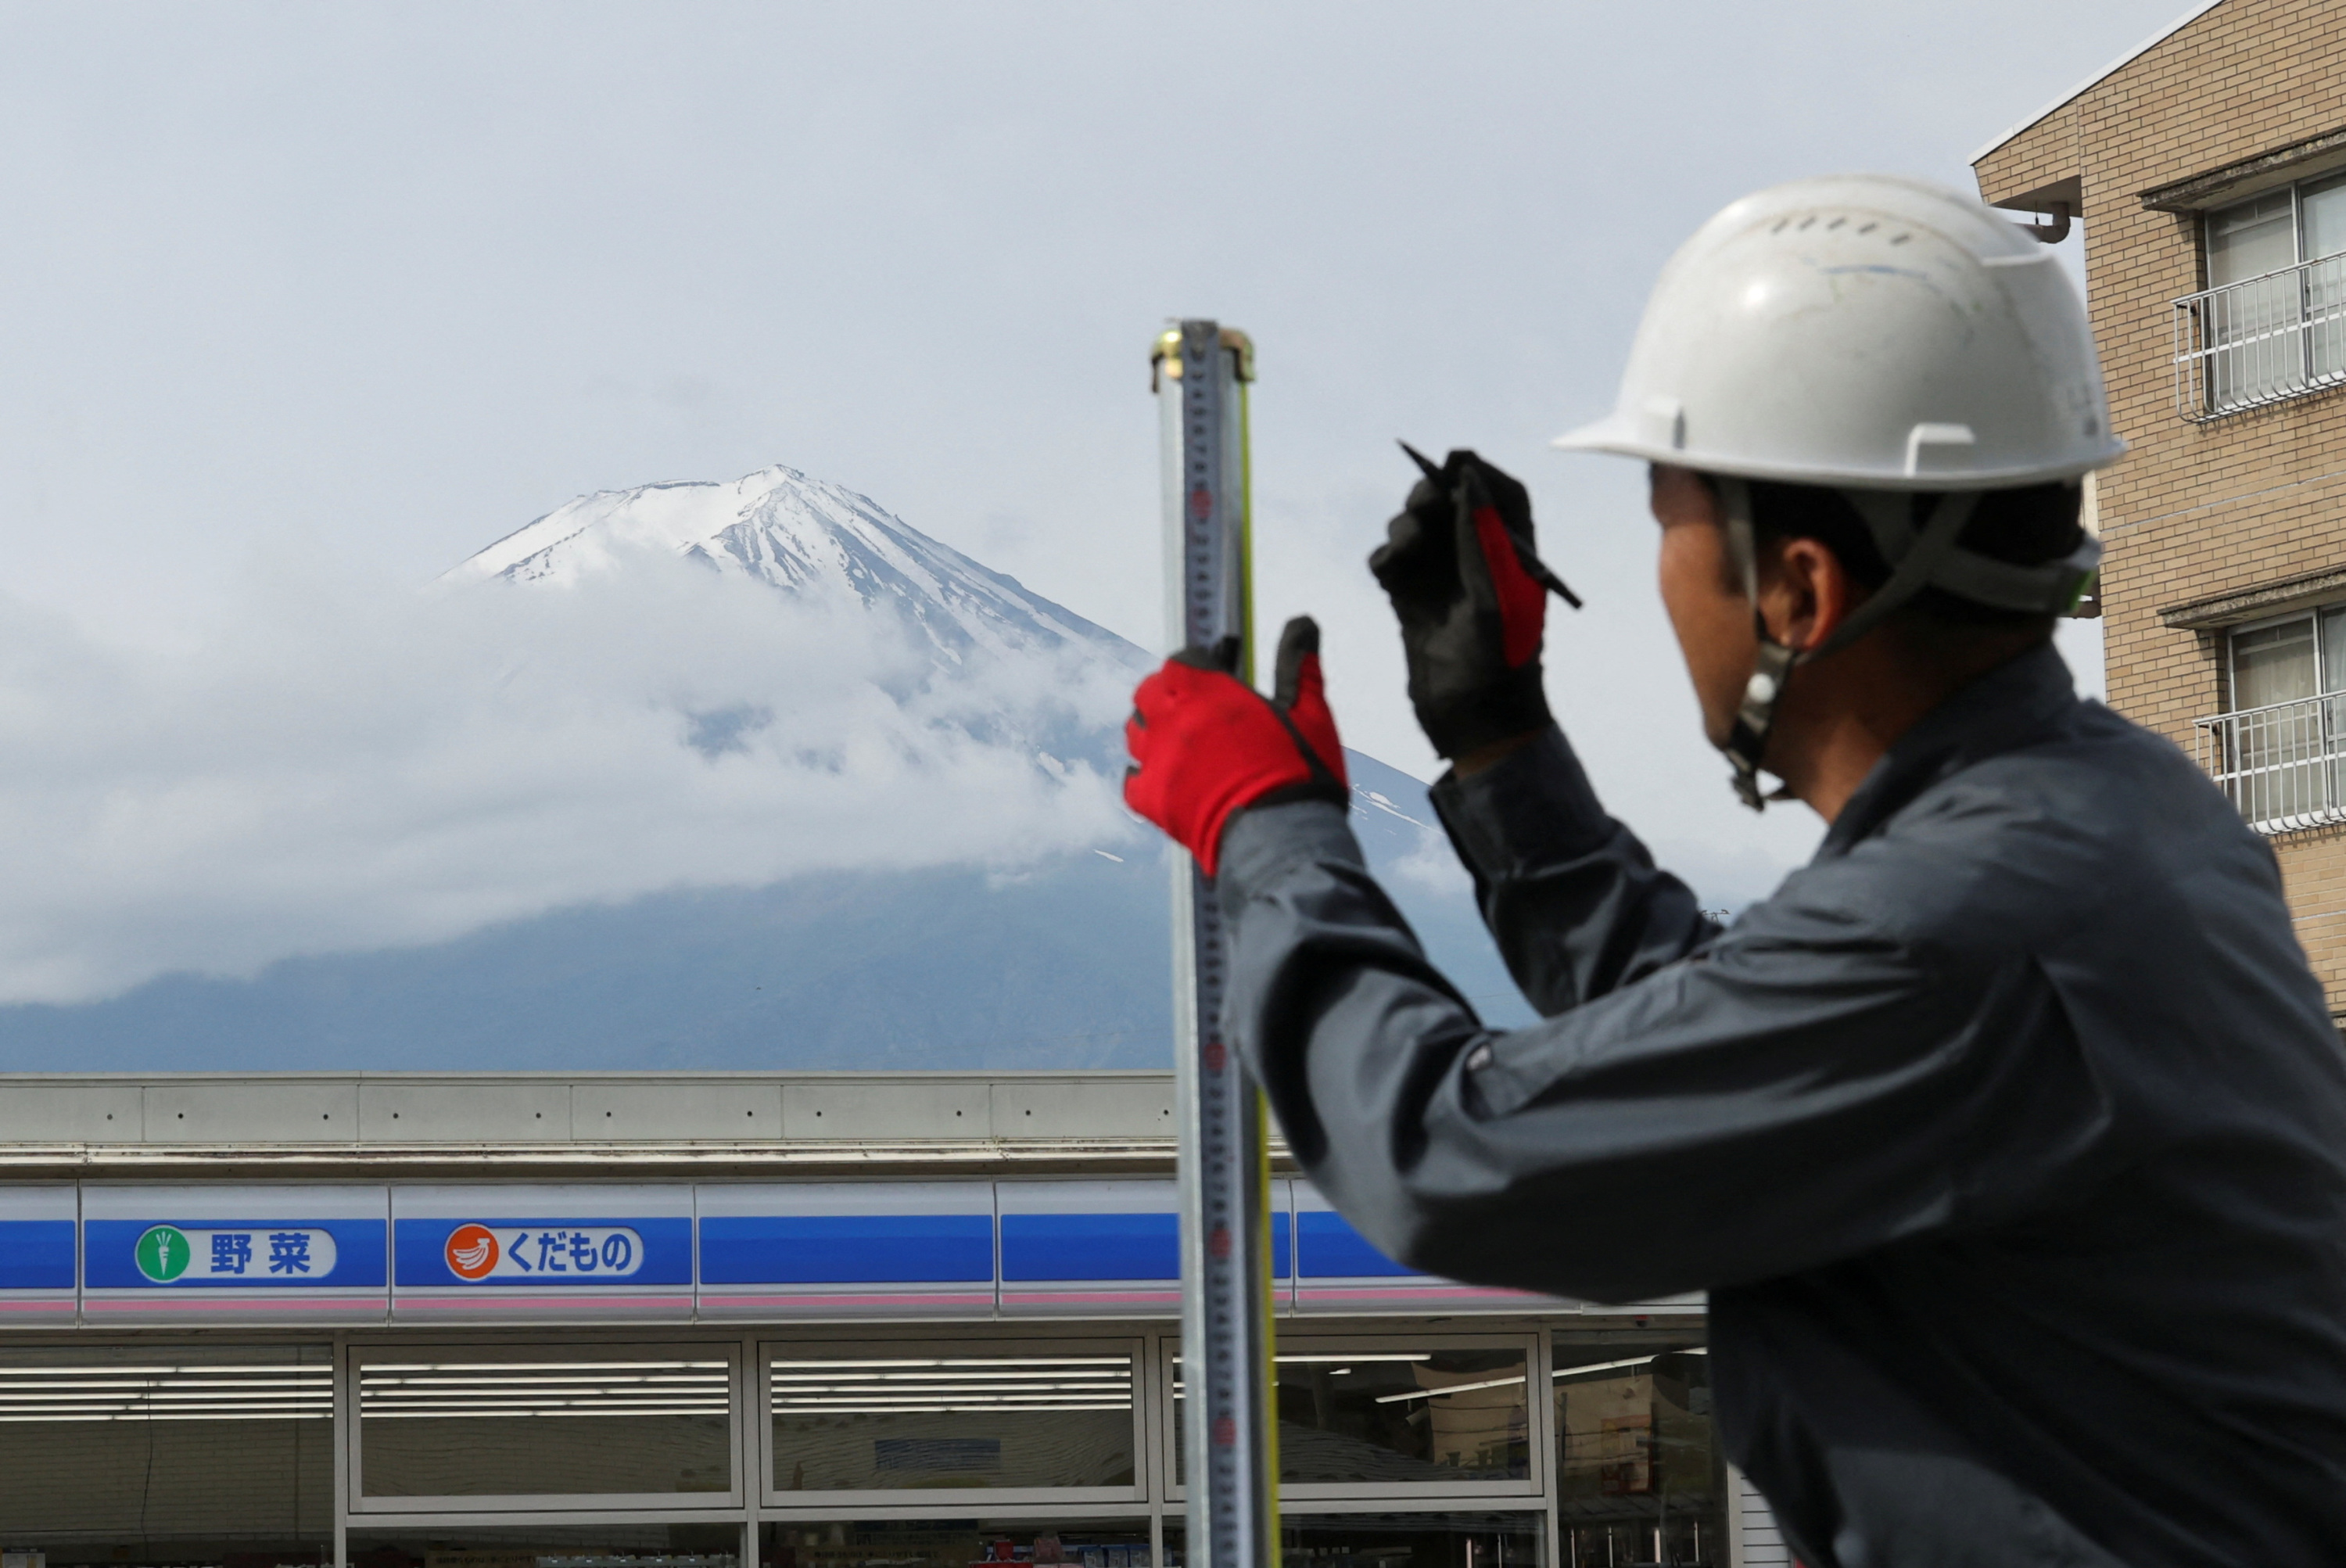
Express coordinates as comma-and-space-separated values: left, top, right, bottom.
1555, 173, 2125, 489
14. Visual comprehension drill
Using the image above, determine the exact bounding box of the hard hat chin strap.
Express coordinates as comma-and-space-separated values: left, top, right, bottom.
1723, 633, 1798, 810
1714, 479, 1997, 810
1717, 478, 1797, 810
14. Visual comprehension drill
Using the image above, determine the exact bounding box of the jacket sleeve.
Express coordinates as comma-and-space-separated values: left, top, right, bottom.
1214, 789, 2115, 1304
1427, 726, 1720, 1014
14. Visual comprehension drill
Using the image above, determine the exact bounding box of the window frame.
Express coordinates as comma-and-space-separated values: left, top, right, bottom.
758, 1334, 1150, 1512
2204, 170, 2346, 285
2186, 170, 2346, 420
2205, 183, 2302, 285
346, 1337, 745, 1516
2224, 603, 2346, 712
1159, 1329, 1547, 1505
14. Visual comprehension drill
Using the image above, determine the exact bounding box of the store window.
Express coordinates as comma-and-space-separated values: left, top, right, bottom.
348, 1524, 741, 1566
766, 1341, 1141, 1497
763, 1517, 1153, 1568
1174, 1342, 1534, 1491
354, 1344, 735, 1506
1167, 1511, 1542, 1568
0, 1341, 331, 1566
1554, 1341, 1721, 1568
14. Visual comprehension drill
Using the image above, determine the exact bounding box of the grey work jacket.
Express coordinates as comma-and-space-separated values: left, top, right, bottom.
1215, 644, 2346, 1567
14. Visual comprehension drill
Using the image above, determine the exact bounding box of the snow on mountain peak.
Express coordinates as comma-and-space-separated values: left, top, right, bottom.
441, 460, 1447, 867
447, 464, 1144, 673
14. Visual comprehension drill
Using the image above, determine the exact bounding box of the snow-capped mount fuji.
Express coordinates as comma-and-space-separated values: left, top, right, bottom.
450, 465, 1143, 676
0, 463, 1529, 1072
450, 462, 1469, 871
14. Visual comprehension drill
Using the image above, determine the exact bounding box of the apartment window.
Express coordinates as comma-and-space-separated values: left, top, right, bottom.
2178, 170, 2346, 414
2194, 608, 2346, 832
2230, 610, 2346, 708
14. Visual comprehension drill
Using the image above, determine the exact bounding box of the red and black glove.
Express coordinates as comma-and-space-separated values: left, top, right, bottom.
1124, 616, 1349, 877
1368, 446, 1578, 760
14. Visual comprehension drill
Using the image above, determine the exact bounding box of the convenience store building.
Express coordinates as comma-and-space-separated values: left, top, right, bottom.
0, 1071, 1771, 1568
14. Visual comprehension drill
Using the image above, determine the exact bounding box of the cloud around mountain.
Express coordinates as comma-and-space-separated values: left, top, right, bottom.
0, 467, 1152, 1005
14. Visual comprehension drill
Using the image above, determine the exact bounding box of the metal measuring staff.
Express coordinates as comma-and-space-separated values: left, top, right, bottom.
1150, 319, 1280, 1568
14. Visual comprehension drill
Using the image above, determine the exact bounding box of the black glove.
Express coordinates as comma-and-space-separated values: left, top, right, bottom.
1368, 446, 1578, 759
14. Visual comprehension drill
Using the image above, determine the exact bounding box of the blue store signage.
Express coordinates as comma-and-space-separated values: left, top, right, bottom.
1295, 1208, 1419, 1279
84, 1217, 386, 1289
0, 1185, 76, 1304
3, 1178, 1565, 1323
699, 1211, 992, 1285
0, 1222, 74, 1291
395, 1215, 690, 1287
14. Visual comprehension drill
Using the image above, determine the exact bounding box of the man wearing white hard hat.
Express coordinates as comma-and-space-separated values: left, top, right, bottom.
1123, 174, 2346, 1566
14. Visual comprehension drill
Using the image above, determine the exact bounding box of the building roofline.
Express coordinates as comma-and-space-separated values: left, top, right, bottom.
1969, 0, 2226, 168
0, 1069, 1195, 1157
0, 1136, 1231, 1183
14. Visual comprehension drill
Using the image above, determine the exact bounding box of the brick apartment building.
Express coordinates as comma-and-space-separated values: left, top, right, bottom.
1974, 0, 2346, 1015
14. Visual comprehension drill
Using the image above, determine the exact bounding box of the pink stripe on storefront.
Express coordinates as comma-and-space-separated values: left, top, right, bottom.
84, 1295, 382, 1313
396, 1294, 694, 1311
1294, 1285, 1534, 1304
702, 1293, 995, 1308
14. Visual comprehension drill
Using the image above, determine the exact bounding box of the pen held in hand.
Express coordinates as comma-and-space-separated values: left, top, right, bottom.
1398, 440, 1584, 609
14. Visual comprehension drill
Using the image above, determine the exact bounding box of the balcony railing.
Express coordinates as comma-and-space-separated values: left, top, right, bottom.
2173, 251, 2346, 418
2194, 692, 2346, 834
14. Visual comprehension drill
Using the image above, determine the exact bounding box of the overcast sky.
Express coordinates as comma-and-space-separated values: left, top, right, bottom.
0, 2, 2190, 997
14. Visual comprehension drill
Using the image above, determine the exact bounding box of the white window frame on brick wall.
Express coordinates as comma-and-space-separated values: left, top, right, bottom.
2194, 605, 2346, 834
2174, 171, 2346, 418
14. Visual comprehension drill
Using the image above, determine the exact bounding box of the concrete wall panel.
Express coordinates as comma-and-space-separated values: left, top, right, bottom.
990, 1078, 1177, 1139
0, 1083, 143, 1143
572, 1079, 783, 1142
358, 1079, 573, 1142
143, 1081, 360, 1143
782, 1078, 989, 1139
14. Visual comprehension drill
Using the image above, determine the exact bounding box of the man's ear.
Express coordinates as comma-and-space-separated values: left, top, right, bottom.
1761, 538, 1858, 653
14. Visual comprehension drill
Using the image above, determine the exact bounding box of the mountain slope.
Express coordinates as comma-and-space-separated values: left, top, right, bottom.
0, 748, 1530, 1071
